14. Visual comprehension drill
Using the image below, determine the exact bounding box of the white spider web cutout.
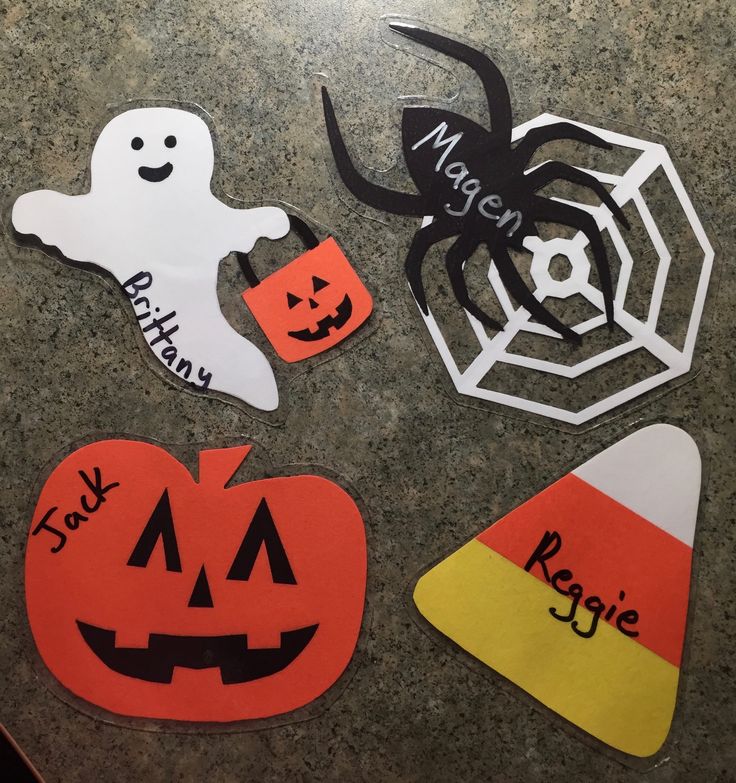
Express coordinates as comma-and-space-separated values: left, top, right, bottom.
419, 113, 714, 425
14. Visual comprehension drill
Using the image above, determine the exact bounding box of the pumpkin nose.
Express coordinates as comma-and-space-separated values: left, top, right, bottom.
308, 298, 319, 309
188, 565, 214, 608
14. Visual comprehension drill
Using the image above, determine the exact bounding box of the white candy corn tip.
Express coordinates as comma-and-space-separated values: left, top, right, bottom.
573, 424, 701, 548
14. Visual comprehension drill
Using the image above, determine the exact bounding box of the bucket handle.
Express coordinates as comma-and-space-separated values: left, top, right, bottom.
237, 214, 320, 288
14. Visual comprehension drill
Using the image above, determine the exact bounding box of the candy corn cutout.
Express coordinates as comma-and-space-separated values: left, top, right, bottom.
414, 425, 700, 757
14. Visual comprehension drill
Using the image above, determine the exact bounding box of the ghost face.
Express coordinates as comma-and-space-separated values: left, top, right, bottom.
90, 107, 215, 197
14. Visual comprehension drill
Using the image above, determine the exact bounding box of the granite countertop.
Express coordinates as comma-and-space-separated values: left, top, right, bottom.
1, 1, 734, 781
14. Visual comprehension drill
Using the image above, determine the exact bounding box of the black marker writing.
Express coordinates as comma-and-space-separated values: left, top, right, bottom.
33, 467, 120, 553
32, 507, 66, 552
524, 529, 640, 640
79, 466, 120, 513
122, 271, 213, 389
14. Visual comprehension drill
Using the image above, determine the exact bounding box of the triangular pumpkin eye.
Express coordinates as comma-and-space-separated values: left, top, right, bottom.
226, 498, 297, 584
287, 292, 302, 309
312, 276, 329, 293
127, 490, 182, 572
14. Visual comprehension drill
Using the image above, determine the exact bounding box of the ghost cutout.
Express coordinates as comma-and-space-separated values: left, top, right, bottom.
12, 107, 289, 411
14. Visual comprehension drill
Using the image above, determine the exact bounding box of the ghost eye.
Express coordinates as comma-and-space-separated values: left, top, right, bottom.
127, 490, 182, 572
165, 135, 177, 148
131, 137, 144, 150
287, 292, 302, 309
312, 276, 329, 293
227, 498, 296, 584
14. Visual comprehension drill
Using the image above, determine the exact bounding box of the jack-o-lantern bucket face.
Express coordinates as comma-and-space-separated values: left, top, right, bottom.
25, 441, 367, 723
243, 237, 373, 362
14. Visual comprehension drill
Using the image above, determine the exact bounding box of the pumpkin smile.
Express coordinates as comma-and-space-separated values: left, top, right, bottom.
287, 294, 353, 342
77, 620, 318, 684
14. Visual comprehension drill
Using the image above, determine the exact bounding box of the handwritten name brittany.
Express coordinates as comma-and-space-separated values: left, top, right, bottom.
122, 271, 213, 390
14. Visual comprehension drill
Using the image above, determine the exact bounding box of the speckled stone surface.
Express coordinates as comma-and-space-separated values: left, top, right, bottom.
1, 1, 735, 781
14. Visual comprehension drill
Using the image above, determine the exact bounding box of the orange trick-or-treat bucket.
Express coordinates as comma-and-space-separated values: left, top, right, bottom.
240, 217, 372, 363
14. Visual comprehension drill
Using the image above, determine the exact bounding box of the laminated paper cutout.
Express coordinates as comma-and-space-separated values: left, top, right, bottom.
323, 23, 713, 424
414, 424, 700, 757
0, 725, 45, 783
12, 106, 291, 411
26, 441, 367, 722
239, 217, 373, 362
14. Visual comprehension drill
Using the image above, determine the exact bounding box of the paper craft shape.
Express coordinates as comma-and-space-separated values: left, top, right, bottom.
1, 725, 45, 783
323, 24, 713, 424
240, 225, 373, 362
414, 424, 700, 757
12, 107, 291, 411
26, 441, 366, 722
323, 23, 629, 343
416, 115, 713, 424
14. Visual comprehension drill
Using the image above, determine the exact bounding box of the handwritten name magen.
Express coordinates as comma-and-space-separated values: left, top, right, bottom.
411, 122, 523, 236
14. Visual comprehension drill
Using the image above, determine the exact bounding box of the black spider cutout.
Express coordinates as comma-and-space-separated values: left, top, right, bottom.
322, 24, 630, 343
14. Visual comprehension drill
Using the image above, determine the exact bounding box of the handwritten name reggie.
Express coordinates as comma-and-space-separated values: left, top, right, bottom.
122, 272, 213, 390
523, 530, 640, 640
32, 467, 120, 553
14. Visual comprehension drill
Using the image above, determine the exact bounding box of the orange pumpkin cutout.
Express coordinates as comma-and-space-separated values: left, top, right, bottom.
25, 441, 367, 722
242, 237, 373, 362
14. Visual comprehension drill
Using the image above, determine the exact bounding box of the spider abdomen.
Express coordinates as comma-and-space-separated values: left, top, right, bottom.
402, 107, 525, 237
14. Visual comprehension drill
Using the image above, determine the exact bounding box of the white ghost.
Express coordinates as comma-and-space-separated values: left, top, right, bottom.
12, 106, 288, 411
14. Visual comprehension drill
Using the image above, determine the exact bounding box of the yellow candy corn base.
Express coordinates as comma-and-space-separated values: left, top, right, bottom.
414, 540, 679, 757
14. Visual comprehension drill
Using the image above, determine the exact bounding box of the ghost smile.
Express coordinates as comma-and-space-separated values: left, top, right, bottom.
138, 162, 174, 182
77, 620, 318, 684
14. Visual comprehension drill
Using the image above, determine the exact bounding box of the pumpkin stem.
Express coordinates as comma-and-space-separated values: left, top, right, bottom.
198, 445, 252, 487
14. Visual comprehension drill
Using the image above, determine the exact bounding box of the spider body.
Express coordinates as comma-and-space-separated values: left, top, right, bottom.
322, 24, 630, 343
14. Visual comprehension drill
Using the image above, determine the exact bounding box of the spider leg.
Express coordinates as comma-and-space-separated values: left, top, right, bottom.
321, 87, 429, 216
388, 23, 512, 143
525, 161, 630, 229
445, 234, 504, 331
513, 121, 613, 169
405, 221, 458, 315
489, 242, 582, 344
530, 195, 615, 328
